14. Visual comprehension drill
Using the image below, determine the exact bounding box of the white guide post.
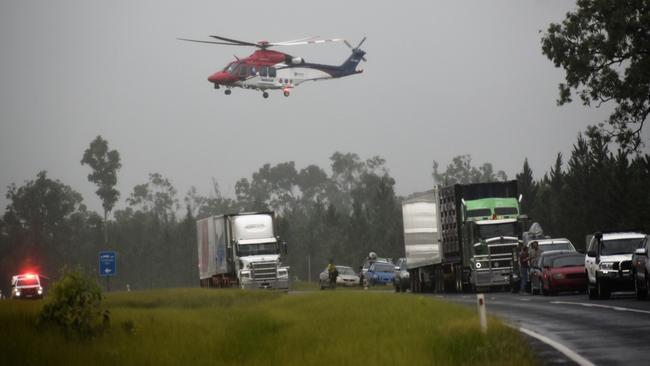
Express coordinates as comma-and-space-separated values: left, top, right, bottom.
476, 293, 487, 334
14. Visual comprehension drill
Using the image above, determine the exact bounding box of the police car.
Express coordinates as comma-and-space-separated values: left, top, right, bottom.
11, 273, 44, 299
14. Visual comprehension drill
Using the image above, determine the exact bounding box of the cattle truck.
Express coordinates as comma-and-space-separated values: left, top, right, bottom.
197, 211, 290, 289
405, 181, 523, 293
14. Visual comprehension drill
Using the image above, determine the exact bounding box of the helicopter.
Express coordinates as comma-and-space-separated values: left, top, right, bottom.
178, 35, 366, 98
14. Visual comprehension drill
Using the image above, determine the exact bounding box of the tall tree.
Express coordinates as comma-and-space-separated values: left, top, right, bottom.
81, 136, 121, 244
432, 155, 508, 185
516, 158, 537, 215
127, 173, 179, 223
541, 0, 650, 150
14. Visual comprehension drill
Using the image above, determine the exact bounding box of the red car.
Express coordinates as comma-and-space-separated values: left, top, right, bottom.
530, 251, 586, 296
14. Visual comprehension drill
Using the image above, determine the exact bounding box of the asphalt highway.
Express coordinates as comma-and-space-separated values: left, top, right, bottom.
431, 291, 650, 366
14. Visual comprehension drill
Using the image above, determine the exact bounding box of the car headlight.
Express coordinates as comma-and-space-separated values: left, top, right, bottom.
15, 291, 21, 297
37, 287, 43, 295
475, 262, 482, 269
240, 270, 251, 279
599, 262, 614, 270
277, 269, 288, 278
552, 273, 565, 280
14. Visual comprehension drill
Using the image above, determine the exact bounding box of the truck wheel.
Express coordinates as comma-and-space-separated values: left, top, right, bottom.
635, 273, 647, 300
597, 279, 610, 299
587, 281, 598, 299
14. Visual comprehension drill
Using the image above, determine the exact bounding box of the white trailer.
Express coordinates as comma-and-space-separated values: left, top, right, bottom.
402, 190, 441, 292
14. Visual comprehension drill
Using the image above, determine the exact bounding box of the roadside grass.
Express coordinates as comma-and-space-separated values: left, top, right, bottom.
0, 289, 537, 366
291, 280, 395, 291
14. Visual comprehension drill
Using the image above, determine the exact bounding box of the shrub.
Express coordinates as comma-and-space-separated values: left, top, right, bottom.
38, 266, 109, 338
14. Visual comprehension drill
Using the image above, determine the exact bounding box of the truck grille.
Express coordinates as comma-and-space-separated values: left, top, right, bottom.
613, 261, 632, 271
620, 261, 632, 271
251, 261, 277, 282
488, 244, 518, 255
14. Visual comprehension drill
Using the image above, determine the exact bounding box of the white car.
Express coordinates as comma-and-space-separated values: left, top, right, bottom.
533, 238, 576, 253
319, 265, 360, 289
585, 231, 646, 299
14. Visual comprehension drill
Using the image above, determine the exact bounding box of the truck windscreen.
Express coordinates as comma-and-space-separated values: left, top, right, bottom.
478, 222, 517, 238
237, 243, 277, 256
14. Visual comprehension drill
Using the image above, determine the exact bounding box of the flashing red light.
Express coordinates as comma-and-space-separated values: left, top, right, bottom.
22, 273, 37, 279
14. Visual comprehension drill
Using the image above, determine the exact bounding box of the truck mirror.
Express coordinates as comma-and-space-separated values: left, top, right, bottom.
594, 232, 603, 240
282, 241, 288, 255
587, 250, 597, 257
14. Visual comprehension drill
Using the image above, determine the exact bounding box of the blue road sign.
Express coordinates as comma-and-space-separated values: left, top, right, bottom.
99, 251, 117, 276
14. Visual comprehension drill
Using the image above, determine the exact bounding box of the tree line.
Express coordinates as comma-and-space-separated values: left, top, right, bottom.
1, 131, 648, 294
517, 128, 650, 250
0, 141, 405, 291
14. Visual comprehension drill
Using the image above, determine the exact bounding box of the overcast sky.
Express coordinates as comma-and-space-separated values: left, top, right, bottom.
1, 1, 647, 214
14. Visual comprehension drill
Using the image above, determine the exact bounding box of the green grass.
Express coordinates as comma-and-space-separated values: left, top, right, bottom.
0, 289, 538, 366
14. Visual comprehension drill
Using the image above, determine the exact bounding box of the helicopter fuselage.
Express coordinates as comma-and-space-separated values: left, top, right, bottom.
207, 49, 363, 97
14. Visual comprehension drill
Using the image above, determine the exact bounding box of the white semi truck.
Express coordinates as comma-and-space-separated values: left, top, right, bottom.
197, 211, 289, 289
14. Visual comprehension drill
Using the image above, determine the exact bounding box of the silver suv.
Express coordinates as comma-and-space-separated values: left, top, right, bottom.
585, 231, 646, 299
393, 257, 409, 292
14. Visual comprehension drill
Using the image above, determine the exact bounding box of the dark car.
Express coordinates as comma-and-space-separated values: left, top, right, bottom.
632, 235, 650, 300
366, 262, 395, 286
530, 251, 586, 296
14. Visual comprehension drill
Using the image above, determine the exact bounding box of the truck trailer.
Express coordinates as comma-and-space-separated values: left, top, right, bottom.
404, 181, 523, 293
197, 211, 290, 289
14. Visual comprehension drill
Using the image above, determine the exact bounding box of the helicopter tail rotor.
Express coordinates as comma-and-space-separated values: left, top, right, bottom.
345, 37, 367, 62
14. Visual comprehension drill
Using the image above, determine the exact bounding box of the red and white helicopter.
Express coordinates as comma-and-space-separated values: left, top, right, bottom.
179, 35, 366, 98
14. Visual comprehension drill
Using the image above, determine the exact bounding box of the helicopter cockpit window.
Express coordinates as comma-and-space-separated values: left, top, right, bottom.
260, 66, 268, 77
224, 63, 237, 74
239, 65, 248, 77
269, 67, 277, 77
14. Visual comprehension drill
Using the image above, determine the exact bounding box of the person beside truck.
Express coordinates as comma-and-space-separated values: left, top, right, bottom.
519, 246, 530, 293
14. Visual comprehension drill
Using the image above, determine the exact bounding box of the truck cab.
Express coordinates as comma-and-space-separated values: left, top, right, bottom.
197, 212, 290, 290
462, 197, 522, 291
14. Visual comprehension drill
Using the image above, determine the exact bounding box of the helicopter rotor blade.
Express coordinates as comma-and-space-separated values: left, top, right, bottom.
356, 36, 367, 49
209, 35, 260, 47
344, 40, 353, 49
269, 38, 344, 46
273, 36, 320, 44
177, 38, 251, 46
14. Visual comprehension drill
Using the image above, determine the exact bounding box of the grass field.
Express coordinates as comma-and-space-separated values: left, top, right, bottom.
0, 289, 538, 366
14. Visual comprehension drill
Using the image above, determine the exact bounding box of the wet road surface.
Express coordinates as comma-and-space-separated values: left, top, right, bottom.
431, 291, 650, 366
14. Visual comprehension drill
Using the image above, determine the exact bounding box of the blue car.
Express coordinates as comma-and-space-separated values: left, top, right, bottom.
367, 262, 396, 286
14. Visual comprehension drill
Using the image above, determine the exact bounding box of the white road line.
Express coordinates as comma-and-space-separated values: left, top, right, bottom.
519, 298, 531, 301
550, 301, 650, 315
519, 327, 595, 366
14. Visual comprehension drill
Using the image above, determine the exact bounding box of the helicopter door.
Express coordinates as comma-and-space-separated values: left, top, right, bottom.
238, 65, 249, 79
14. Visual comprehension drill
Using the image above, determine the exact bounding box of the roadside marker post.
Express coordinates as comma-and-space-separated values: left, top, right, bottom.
477, 293, 487, 334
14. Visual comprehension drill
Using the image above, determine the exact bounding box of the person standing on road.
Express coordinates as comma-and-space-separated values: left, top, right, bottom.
529, 241, 540, 267
519, 246, 530, 293
327, 259, 338, 290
